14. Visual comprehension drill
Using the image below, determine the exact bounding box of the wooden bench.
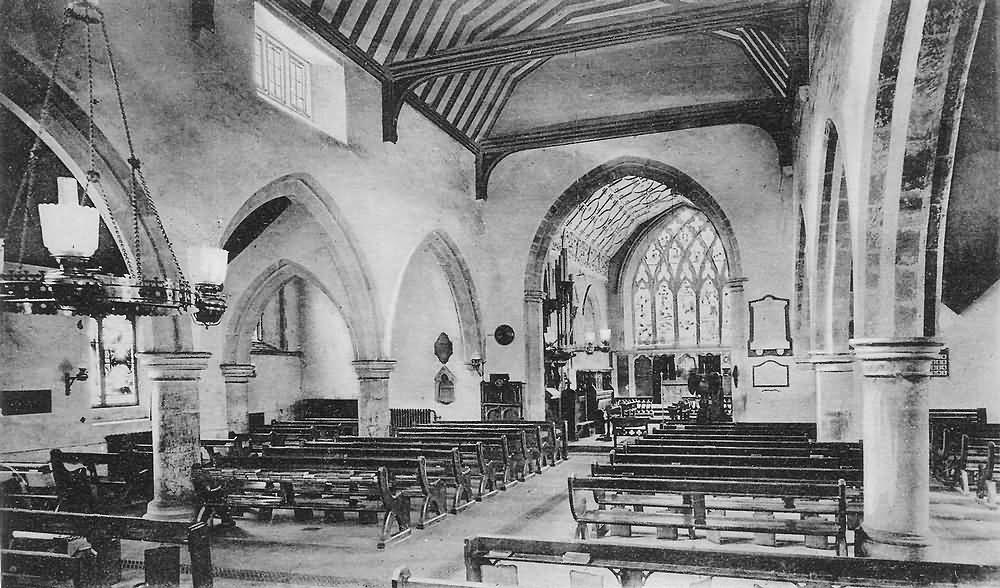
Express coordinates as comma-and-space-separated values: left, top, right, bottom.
403, 424, 544, 473
442, 535, 1000, 588
201, 436, 251, 463
213, 453, 449, 529
954, 434, 999, 498
591, 461, 863, 485
201, 464, 411, 548
463, 419, 569, 464
1, 462, 59, 510
308, 438, 499, 500
263, 444, 474, 513
396, 430, 525, 483
284, 418, 360, 436
50, 449, 153, 512
1, 507, 212, 588
569, 475, 851, 555
624, 440, 863, 458
654, 422, 817, 435
610, 449, 861, 470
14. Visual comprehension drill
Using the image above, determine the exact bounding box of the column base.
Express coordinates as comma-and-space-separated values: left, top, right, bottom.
857, 526, 933, 560
144, 498, 196, 522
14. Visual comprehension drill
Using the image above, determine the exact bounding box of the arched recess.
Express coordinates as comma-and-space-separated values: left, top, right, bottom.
388, 230, 485, 363
221, 173, 384, 361
525, 157, 742, 416
1, 45, 192, 350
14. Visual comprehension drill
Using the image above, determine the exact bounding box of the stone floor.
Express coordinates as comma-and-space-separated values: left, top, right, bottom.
107, 454, 1000, 588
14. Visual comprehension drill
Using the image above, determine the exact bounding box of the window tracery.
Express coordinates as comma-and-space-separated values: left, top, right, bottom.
631, 206, 728, 347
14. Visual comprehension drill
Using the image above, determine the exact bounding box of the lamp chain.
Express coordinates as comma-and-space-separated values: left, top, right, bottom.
98, 10, 187, 286
2, 9, 73, 265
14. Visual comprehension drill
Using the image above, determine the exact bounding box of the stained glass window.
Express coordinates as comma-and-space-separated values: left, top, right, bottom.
631, 206, 728, 347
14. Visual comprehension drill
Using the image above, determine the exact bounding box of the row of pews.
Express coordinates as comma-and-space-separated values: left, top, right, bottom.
569, 422, 864, 556
194, 419, 569, 549
930, 408, 1000, 499
1, 508, 213, 588
398, 420, 1000, 587
393, 535, 1000, 587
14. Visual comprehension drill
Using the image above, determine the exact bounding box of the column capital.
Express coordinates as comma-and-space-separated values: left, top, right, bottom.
138, 352, 211, 381
524, 289, 545, 303
850, 338, 943, 378
219, 363, 256, 383
352, 359, 396, 380
726, 277, 749, 290
807, 351, 855, 372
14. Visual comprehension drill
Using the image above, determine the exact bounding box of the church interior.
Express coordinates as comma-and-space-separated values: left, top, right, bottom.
3, 0, 1000, 586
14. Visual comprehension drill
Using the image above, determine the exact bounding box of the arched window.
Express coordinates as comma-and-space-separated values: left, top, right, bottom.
631, 206, 728, 347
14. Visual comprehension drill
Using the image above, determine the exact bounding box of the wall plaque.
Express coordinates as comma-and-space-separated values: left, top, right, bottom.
748, 295, 792, 357
751, 361, 789, 387
433, 332, 453, 364
2, 389, 52, 416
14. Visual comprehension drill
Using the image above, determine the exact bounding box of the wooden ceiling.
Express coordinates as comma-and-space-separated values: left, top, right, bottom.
268, 0, 809, 198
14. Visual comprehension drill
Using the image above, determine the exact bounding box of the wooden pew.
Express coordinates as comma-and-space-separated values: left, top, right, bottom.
610, 449, 860, 470
624, 441, 863, 458
308, 438, 500, 500
1, 507, 212, 588
955, 434, 1000, 498
200, 436, 251, 463
288, 417, 361, 436
452, 419, 569, 464
403, 423, 545, 473
396, 430, 525, 483
569, 475, 851, 555
591, 461, 863, 485
200, 464, 411, 548
0, 462, 59, 510
213, 454, 448, 529
654, 421, 817, 435
444, 535, 1000, 588
50, 449, 153, 512
263, 444, 474, 513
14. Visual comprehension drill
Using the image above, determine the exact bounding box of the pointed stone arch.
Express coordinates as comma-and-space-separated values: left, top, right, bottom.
389, 230, 485, 365
524, 157, 742, 418
221, 173, 384, 361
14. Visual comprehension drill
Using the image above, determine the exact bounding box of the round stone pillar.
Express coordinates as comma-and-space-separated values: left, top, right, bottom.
139, 351, 211, 521
523, 289, 546, 421
809, 352, 860, 442
219, 363, 256, 434
353, 359, 395, 436
725, 277, 748, 421
852, 338, 943, 559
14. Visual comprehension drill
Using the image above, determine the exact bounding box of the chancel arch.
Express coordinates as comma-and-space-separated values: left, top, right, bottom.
526, 157, 742, 417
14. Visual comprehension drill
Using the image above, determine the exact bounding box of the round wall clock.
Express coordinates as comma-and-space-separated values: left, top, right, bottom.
494, 324, 515, 345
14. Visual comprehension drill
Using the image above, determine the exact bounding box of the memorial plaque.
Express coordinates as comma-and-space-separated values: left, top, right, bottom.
2, 390, 52, 416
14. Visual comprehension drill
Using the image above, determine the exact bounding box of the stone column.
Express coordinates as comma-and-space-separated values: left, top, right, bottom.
852, 338, 943, 559
523, 289, 546, 421
809, 352, 860, 442
725, 277, 749, 421
353, 359, 395, 436
139, 351, 211, 521
219, 363, 256, 434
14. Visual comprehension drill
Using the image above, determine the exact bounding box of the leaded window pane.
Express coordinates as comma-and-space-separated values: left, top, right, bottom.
631, 205, 728, 348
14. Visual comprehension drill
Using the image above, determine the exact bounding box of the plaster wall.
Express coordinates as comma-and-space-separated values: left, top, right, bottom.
0, 313, 151, 460
927, 285, 1000, 417
390, 247, 479, 419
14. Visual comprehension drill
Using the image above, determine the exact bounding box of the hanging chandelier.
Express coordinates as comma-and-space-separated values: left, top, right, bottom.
0, 1, 227, 327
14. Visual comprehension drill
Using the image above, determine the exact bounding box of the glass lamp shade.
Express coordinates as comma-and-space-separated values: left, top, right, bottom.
584, 331, 596, 345
37, 202, 100, 259
188, 246, 228, 285
599, 328, 612, 344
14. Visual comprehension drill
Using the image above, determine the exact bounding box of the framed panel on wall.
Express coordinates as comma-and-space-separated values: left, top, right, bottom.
752, 360, 790, 387
748, 295, 792, 357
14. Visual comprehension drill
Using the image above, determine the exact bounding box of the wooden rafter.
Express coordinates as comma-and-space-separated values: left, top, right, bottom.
475, 98, 793, 200
381, 0, 802, 143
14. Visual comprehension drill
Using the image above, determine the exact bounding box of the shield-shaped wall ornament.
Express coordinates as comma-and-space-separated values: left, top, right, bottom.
434, 332, 453, 364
